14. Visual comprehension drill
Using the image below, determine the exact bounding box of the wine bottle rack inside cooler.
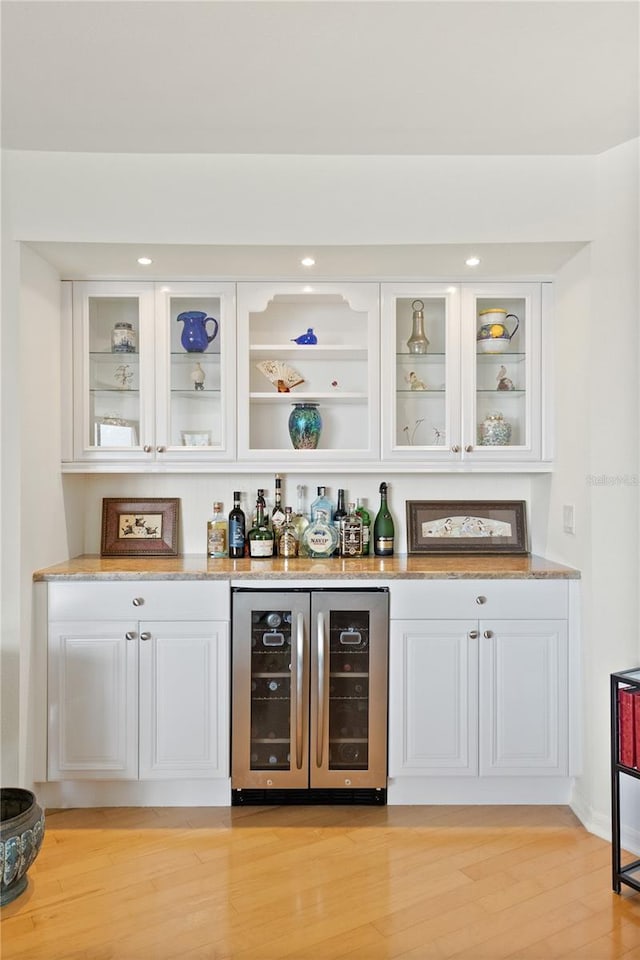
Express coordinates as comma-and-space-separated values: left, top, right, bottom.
232, 587, 389, 802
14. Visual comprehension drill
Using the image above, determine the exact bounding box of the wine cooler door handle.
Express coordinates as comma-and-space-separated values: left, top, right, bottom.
316, 611, 327, 769
295, 612, 304, 770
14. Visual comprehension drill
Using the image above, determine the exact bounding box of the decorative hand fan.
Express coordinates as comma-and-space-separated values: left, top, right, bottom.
256, 360, 305, 393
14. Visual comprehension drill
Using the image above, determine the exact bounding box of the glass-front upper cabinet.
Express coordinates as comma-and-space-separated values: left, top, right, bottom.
236, 282, 380, 463
381, 283, 461, 462
66, 281, 235, 467
382, 282, 546, 464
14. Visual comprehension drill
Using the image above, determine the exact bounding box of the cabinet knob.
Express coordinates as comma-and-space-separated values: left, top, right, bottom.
475, 595, 487, 605
125, 631, 137, 641
468, 630, 479, 639
156, 445, 166, 453
483, 630, 494, 639
140, 631, 151, 641
143, 445, 152, 453
132, 597, 144, 607
451, 444, 460, 453
465, 445, 473, 452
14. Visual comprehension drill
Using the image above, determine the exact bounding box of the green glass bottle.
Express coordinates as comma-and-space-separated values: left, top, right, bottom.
373, 482, 394, 557
248, 497, 274, 558
355, 498, 371, 556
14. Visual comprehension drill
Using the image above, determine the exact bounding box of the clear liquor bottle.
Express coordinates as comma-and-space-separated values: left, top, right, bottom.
373, 482, 394, 557
291, 484, 310, 556
248, 497, 274, 558
355, 498, 371, 556
333, 488, 347, 556
278, 506, 299, 557
340, 502, 363, 558
207, 501, 228, 558
310, 485, 334, 524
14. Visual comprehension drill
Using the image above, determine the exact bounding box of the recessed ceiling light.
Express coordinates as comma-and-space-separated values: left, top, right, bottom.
301, 257, 315, 267
137, 257, 153, 266
465, 257, 480, 267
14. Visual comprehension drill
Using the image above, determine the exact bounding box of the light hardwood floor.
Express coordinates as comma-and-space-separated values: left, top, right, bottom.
1, 805, 639, 960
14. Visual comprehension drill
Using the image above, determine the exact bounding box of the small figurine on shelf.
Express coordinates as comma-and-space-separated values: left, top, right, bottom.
114, 364, 134, 390
496, 365, 515, 391
406, 370, 427, 391
291, 327, 317, 345
191, 361, 206, 391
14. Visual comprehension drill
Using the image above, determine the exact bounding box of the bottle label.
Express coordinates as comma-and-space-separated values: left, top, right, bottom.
303, 521, 338, 557
375, 537, 394, 553
229, 518, 245, 548
207, 525, 227, 557
250, 540, 273, 557
279, 530, 298, 557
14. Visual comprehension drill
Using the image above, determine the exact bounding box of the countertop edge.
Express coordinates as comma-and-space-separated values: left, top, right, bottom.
33, 554, 581, 582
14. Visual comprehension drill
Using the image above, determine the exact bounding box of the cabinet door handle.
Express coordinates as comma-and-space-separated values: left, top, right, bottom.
316, 611, 327, 769
483, 630, 494, 639
465, 445, 473, 452
475, 595, 487, 605
451, 444, 460, 453
143, 445, 152, 453
132, 597, 144, 607
125, 631, 137, 641
140, 632, 151, 641
468, 630, 479, 639
156, 446, 166, 453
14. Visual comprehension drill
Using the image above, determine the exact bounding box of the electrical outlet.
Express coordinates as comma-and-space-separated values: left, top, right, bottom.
563, 504, 575, 535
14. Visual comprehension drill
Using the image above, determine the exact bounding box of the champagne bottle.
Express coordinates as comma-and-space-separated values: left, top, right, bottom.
356, 498, 371, 556
248, 496, 274, 558
207, 502, 228, 558
373, 482, 394, 557
228, 491, 246, 558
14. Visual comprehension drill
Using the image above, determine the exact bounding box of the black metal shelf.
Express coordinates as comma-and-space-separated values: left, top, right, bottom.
610, 668, 640, 895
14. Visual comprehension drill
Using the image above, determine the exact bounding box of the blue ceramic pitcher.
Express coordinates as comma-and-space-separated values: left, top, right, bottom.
177, 311, 219, 353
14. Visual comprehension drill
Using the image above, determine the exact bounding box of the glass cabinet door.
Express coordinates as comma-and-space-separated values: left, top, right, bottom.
237, 282, 380, 463
461, 283, 542, 461
72, 281, 156, 462
326, 610, 372, 771
381, 284, 461, 461
154, 282, 236, 461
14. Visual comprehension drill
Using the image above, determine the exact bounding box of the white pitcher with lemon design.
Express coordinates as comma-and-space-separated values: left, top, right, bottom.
476, 308, 520, 354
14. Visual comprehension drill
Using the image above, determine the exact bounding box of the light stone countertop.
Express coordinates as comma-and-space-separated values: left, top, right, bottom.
33, 554, 580, 581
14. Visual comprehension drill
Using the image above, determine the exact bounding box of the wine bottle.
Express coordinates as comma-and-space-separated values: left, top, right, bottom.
373, 482, 394, 557
270, 474, 286, 541
355, 498, 371, 556
248, 496, 274, 558
333, 488, 347, 556
228, 491, 246, 558
207, 502, 228, 558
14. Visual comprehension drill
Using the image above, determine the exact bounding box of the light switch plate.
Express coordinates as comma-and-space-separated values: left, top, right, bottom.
563, 504, 575, 535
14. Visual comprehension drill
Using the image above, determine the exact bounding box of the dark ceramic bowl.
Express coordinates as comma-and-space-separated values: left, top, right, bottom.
0, 788, 45, 905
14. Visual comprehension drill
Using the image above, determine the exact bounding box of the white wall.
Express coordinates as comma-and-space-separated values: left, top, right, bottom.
2, 146, 638, 847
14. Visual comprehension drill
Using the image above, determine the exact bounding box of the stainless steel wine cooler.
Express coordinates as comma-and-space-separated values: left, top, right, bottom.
231, 587, 389, 804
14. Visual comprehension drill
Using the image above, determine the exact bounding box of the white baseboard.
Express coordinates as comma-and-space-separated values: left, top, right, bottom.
35, 778, 231, 808
570, 783, 640, 857
388, 776, 574, 805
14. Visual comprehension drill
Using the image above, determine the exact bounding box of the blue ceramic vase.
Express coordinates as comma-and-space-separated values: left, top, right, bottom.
288, 403, 322, 450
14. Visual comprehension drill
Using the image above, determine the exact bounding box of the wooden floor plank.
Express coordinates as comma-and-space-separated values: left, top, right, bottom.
1, 805, 638, 960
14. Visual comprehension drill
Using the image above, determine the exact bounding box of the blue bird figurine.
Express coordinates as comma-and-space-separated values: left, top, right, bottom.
291, 327, 317, 345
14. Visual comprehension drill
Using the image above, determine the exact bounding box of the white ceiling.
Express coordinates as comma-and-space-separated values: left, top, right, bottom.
2, 1, 638, 157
